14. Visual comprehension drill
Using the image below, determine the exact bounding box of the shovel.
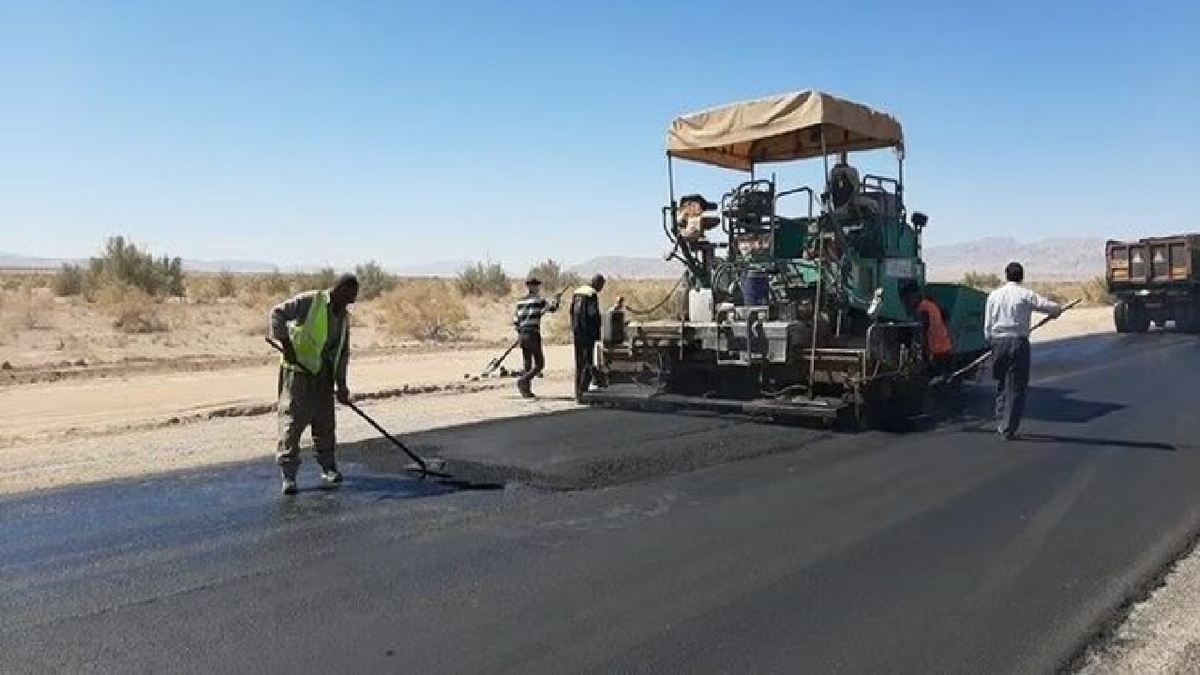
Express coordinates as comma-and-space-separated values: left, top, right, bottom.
930, 297, 1082, 386
265, 337, 450, 480
479, 285, 570, 377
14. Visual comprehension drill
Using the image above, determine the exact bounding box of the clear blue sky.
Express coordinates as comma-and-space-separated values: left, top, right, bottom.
2, 0, 1197, 273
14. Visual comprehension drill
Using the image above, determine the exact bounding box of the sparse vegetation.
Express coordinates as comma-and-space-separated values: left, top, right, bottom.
1030, 276, 1111, 306
355, 261, 398, 301
53, 264, 86, 297
87, 236, 186, 299
962, 271, 1003, 291
379, 280, 473, 342
94, 283, 171, 334
456, 260, 511, 299
960, 270, 1111, 307
527, 259, 582, 294
215, 270, 238, 298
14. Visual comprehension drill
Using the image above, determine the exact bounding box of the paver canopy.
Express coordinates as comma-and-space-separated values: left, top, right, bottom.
666, 89, 904, 171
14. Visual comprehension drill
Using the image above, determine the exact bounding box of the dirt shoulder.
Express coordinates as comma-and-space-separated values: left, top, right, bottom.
0, 306, 1113, 497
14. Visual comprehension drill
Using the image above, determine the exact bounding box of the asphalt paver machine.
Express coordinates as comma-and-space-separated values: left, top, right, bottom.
581, 89, 989, 429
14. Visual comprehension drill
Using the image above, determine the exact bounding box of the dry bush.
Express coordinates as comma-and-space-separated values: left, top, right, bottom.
1030, 276, 1111, 306
94, 283, 171, 334
962, 271, 1003, 291
456, 260, 511, 299
53, 264, 86, 297
379, 281, 473, 342
527, 259, 583, 293
84, 235, 186, 299
15, 286, 53, 330
239, 271, 293, 297
355, 261, 398, 301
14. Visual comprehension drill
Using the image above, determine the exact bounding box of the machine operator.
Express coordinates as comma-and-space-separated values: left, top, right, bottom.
570, 274, 607, 402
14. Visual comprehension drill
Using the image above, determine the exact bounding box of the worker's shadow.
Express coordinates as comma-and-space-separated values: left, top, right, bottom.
929, 384, 1124, 425
927, 384, 1174, 451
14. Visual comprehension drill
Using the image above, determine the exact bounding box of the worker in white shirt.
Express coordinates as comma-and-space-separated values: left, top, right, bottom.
983, 262, 1063, 439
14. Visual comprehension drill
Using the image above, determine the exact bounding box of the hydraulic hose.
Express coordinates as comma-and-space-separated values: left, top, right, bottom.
623, 273, 689, 317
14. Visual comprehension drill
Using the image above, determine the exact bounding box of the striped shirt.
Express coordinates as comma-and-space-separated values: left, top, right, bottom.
984, 282, 1061, 340
514, 293, 558, 332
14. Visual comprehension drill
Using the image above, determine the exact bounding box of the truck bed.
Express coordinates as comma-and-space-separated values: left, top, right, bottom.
1106, 233, 1200, 290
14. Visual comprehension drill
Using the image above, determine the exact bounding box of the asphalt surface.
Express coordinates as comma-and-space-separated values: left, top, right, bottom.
3, 331, 1200, 674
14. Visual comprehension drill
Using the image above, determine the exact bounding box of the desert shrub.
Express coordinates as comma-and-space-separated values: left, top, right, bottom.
355, 260, 397, 301
53, 264, 86, 297
379, 281, 472, 342
527, 259, 583, 294
1030, 276, 1112, 306
214, 270, 238, 298
456, 260, 511, 299
6, 286, 53, 330
962, 271, 1003, 291
95, 283, 170, 334
83, 236, 185, 299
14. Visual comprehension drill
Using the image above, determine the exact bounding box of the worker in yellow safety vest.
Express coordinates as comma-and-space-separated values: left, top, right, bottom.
269, 274, 358, 495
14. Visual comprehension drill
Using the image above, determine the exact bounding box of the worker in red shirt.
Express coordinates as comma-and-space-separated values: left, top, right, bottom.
901, 281, 953, 372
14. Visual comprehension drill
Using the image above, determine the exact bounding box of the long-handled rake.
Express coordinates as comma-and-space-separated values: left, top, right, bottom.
265, 337, 451, 480
930, 297, 1082, 386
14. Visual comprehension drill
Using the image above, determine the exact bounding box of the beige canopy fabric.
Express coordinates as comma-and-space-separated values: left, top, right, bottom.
666, 90, 904, 171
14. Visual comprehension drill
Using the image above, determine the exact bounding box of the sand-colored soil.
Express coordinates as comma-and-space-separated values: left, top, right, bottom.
0, 305, 1114, 496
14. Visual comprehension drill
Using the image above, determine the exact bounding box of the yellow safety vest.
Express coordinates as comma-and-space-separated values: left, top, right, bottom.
282, 290, 347, 375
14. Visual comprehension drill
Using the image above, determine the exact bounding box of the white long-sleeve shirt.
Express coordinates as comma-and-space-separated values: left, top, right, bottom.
984, 282, 1061, 340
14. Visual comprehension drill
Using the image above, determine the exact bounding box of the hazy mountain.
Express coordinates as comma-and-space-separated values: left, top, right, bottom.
921, 236, 1108, 282
566, 237, 1109, 282
568, 256, 685, 279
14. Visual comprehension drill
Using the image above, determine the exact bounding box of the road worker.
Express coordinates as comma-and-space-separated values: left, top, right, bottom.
826, 152, 879, 218
513, 276, 560, 398
569, 273, 606, 402
269, 274, 358, 495
901, 281, 953, 372
665, 194, 720, 260
984, 262, 1062, 440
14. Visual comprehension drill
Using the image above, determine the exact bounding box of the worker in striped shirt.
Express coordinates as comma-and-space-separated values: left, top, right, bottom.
513, 277, 560, 398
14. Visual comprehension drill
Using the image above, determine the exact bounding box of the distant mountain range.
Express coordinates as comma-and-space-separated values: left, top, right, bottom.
566, 236, 1111, 282
0, 235, 1111, 281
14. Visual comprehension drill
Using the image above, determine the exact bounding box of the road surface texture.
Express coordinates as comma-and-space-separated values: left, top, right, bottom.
2, 331, 1199, 674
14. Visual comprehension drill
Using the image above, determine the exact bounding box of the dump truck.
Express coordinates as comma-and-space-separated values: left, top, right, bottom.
1105, 234, 1200, 333
579, 89, 990, 430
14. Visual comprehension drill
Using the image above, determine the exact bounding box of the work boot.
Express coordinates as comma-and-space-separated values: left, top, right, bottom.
321, 469, 344, 486
281, 478, 298, 495
517, 378, 534, 398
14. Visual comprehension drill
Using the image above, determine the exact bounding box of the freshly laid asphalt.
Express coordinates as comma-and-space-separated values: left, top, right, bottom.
2, 331, 1200, 674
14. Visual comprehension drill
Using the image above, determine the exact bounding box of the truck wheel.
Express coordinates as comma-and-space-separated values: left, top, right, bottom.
1114, 301, 1130, 333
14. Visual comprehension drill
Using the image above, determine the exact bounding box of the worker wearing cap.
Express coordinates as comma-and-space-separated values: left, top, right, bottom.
269, 274, 359, 495
665, 194, 720, 260
984, 261, 1062, 440
569, 273, 606, 402
513, 276, 559, 398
